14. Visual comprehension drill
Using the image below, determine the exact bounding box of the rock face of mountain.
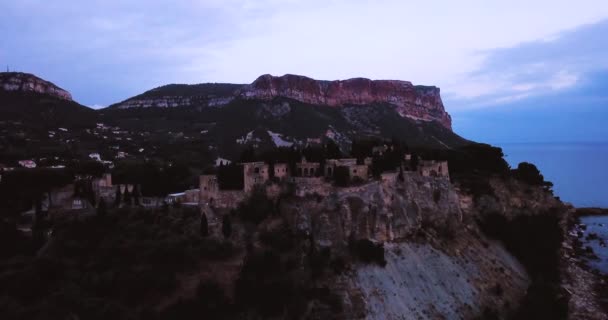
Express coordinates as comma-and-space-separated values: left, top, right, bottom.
111, 74, 452, 130
240, 74, 452, 130
0, 72, 72, 101
110, 83, 243, 109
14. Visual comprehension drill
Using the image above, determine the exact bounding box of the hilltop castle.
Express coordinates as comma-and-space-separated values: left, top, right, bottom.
199, 155, 449, 209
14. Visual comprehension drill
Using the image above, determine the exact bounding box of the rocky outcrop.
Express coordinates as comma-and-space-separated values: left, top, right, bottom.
240, 74, 452, 130
0, 72, 72, 100
280, 172, 529, 319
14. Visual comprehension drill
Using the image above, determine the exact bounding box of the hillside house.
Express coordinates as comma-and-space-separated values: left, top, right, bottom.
273, 163, 290, 179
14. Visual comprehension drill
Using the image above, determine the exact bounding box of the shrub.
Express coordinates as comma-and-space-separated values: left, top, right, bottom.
237, 187, 274, 224
349, 239, 386, 266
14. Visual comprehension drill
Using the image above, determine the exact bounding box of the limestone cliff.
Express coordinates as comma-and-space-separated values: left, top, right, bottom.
0, 72, 72, 100
110, 74, 453, 130
277, 173, 531, 319
240, 74, 452, 130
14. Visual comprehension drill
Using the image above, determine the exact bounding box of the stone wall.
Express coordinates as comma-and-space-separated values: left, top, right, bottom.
418, 160, 449, 178
210, 190, 247, 209
293, 177, 332, 197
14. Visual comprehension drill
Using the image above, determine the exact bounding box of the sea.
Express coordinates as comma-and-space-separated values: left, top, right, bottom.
496, 142, 608, 273
496, 142, 608, 208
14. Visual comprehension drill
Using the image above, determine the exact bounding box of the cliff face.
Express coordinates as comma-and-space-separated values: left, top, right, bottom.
279, 172, 531, 319
111, 74, 453, 130
240, 74, 452, 130
0, 72, 72, 100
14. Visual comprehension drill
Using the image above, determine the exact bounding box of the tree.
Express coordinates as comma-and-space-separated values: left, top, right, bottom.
513, 162, 545, 186
237, 187, 273, 224
410, 153, 419, 171
333, 166, 351, 187
114, 187, 122, 207
200, 213, 209, 237
132, 184, 141, 206
222, 215, 232, 239
97, 197, 107, 217
123, 187, 132, 206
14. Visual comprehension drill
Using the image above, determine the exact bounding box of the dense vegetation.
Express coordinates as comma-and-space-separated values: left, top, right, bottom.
478, 209, 567, 320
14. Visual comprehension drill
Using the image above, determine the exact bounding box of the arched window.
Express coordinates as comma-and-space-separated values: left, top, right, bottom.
254, 167, 260, 174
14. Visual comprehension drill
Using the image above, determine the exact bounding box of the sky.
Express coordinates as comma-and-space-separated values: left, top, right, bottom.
1, 0, 608, 143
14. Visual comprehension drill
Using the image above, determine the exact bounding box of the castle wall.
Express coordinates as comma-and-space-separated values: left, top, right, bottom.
210, 190, 247, 209
293, 177, 332, 197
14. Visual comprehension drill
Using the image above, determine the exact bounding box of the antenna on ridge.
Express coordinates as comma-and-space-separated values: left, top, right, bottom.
5, 65, 8, 72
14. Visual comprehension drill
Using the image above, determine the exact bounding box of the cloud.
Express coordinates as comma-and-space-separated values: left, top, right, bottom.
446, 20, 608, 109
2, 1, 608, 106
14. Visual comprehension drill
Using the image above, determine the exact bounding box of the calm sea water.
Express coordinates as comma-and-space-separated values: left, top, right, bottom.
579, 215, 608, 274
496, 142, 608, 208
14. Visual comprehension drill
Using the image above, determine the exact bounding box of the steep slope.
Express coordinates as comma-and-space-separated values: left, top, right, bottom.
279, 172, 530, 319
101, 97, 467, 157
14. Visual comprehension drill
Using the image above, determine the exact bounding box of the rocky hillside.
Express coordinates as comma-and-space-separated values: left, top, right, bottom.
271, 172, 532, 319
0, 72, 72, 100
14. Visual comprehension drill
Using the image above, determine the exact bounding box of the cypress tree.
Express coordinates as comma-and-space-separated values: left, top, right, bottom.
222, 215, 232, 239
200, 213, 209, 237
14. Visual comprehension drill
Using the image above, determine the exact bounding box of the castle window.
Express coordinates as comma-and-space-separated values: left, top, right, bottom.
254, 167, 260, 174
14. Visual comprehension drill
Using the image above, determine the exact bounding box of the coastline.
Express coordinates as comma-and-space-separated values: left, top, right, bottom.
575, 207, 608, 217
562, 207, 608, 318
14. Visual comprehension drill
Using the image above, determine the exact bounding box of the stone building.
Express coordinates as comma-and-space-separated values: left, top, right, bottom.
324, 158, 357, 177
418, 160, 449, 178
296, 158, 321, 177
273, 163, 290, 179
243, 162, 269, 192
325, 158, 370, 181
92, 173, 115, 202
348, 164, 369, 181
200, 174, 219, 202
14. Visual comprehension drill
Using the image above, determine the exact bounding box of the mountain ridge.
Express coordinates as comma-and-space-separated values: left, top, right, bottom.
110, 74, 452, 130
0, 72, 72, 101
